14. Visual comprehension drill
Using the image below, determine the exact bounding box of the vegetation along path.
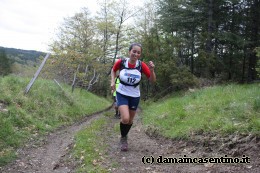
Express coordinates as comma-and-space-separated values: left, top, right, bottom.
1, 108, 259, 173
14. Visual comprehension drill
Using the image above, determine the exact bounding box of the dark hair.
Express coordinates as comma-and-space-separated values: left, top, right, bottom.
129, 43, 142, 52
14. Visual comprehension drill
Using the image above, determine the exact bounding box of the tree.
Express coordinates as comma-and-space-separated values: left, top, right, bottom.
107, 0, 142, 65
95, 0, 117, 64
133, 0, 199, 97
256, 47, 260, 78
156, 0, 259, 83
0, 48, 11, 76
45, 0, 259, 97
245, 0, 260, 82
45, 8, 102, 88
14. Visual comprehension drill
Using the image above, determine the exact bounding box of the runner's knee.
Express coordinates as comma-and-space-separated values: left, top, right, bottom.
121, 118, 129, 124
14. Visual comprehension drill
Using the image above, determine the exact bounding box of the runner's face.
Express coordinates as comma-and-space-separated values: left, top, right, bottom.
129, 46, 142, 61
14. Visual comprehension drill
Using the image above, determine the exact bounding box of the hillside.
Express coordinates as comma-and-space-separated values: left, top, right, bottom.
0, 75, 111, 167
0, 80, 259, 172
142, 84, 260, 138
0, 46, 45, 66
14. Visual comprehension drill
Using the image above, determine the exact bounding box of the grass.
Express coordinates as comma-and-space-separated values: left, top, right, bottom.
141, 83, 260, 139
0, 75, 111, 166
72, 109, 120, 172
73, 117, 109, 173
1, 75, 259, 169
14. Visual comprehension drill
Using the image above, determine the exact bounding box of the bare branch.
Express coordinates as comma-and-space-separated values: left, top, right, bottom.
71, 64, 80, 93
87, 69, 99, 91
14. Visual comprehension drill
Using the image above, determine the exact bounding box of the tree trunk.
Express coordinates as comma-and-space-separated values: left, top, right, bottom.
191, 29, 195, 74
247, 0, 259, 82
206, 0, 213, 54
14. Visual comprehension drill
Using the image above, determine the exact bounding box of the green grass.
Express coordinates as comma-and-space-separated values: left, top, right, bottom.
0, 75, 111, 166
142, 83, 260, 139
73, 117, 109, 173
1, 75, 259, 169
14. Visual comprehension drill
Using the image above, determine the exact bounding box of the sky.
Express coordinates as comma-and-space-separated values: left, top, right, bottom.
0, 0, 99, 52
0, 0, 145, 53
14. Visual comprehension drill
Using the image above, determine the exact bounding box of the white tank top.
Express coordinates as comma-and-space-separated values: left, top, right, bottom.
117, 58, 142, 97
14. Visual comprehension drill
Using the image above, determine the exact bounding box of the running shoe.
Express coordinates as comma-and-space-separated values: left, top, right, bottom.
120, 136, 128, 151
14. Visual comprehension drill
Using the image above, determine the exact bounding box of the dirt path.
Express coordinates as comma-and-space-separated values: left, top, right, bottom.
0, 109, 108, 173
1, 108, 259, 173
104, 110, 259, 173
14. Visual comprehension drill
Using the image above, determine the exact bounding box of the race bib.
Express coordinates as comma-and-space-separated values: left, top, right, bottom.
119, 68, 141, 86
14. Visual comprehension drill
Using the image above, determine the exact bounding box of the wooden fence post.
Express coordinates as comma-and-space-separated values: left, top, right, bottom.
24, 53, 50, 94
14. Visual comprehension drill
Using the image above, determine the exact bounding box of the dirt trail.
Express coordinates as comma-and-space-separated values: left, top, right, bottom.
0, 110, 106, 173
1, 108, 259, 173
104, 110, 259, 173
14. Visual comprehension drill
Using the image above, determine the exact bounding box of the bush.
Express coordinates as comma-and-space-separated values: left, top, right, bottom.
170, 66, 199, 90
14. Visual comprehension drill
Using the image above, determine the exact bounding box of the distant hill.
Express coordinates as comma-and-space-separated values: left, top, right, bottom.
0, 46, 46, 66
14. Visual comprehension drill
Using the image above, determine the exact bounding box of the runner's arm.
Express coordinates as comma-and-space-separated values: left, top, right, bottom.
111, 60, 121, 92
111, 69, 117, 92
142, 62, 156, 83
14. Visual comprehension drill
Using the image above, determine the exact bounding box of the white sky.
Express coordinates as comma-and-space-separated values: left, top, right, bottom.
0, 0, 99, 52
0, 0, 145, 53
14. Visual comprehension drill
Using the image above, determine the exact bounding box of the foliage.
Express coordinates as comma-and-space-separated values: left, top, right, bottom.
6, 0, 259, 98
0, 75, 111, 166
0, 48, 11, 76
0, 46, 45, 77
155, 0, 259, 83
256, 47, 260, 78
170, 65, 199, 90
44, 1, 144, 98
142, 83, 260, 139
46, 9, 101, 79
1, 47, 45, 64
44, 8, 114, 97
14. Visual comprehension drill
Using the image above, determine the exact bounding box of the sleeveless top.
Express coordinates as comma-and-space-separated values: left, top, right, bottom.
117, 58, 142, 97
